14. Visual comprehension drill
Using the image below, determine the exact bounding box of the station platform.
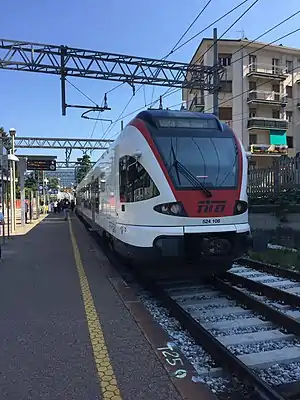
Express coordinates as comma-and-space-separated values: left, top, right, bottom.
0, 213, 216, 400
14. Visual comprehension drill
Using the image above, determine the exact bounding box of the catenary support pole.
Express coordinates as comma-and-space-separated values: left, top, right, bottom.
19, 158, 26, 228
213, 28, 219, 118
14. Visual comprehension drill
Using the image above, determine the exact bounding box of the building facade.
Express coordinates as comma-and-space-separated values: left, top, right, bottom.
183, 38, 300, 167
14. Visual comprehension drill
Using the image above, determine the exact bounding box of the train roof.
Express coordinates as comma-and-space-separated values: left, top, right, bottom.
136, 109, 218, 122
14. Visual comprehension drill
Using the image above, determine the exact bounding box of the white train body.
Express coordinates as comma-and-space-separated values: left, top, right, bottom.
76, 110, 251, 273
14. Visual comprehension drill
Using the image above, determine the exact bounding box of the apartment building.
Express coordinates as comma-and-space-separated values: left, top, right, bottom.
183, 38, 300, 167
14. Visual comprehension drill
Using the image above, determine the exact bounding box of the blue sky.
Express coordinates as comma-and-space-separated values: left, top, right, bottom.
1, 0, 300, 162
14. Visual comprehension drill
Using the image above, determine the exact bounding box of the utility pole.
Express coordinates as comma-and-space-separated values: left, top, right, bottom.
213, 28, 219, 118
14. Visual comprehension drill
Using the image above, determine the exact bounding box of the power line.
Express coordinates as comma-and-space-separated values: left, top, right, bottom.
66, 78, 98, 106
106, 0, 213, 101
167, 0, 213, 58
103, 1, 214, 139
191, 0, 259, 66
106, 0, 254, 138
150, 0, 213, 103
158, 0, 256, 107
170, 0, 250, 53
226, 9, 300, 63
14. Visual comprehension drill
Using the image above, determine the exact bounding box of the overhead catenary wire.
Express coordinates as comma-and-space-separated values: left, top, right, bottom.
105, 0, 255, 139
153, 0, 254, 103
190, 0, 259, 66
66, 78, 98, 106
149, 0, 213, 104
102, 0, 215, 140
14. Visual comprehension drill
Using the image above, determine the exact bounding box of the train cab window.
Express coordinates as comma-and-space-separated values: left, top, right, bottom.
119, 156, 160, 202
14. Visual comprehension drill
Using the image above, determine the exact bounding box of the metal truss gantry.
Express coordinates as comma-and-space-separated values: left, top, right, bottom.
56, 161, 96, 168
0, 39, 225, 115
14, 137, 112, 165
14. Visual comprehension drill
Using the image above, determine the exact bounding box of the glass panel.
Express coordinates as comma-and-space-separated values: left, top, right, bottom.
155, 135, 238, 189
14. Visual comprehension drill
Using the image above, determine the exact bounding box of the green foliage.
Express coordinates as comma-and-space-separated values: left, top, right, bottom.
249, 248, 300, 271
249, 189, 300, 207
76, 154, 92, 183
15, 172, 60, 199
0, 127, 12, 150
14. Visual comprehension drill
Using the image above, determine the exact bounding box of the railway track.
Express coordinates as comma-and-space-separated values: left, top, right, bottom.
78, 213, 300, 399
134, 262, 300, 400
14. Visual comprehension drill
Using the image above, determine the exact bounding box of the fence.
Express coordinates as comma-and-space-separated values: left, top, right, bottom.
248, 156, 300, 197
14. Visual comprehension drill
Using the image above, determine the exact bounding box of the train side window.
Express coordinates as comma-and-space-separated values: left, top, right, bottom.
119, 155, 160, 202
92, 178, 100, 213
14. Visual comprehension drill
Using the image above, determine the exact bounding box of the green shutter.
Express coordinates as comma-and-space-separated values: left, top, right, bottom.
270, 130, 287, 145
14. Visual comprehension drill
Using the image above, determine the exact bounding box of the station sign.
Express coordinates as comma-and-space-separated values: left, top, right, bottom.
27, 159, 56, 171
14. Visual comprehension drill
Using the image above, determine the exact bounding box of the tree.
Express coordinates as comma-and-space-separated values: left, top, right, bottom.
48, 177, 59, 189
0, 127, 11, 150
76, 154, 92, 183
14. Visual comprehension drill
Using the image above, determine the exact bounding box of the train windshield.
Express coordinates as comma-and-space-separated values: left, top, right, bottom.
153, 129, 238, 189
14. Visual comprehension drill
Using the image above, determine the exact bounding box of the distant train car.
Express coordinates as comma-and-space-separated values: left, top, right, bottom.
76, 110, 252, 275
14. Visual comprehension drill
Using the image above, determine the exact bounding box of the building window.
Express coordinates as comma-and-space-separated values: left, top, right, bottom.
220, 80, 232, 92
286, 60, 293, 73
272, 110, 280, 119
219, 107, 232, 120
218, 53, 231, 66
272, 58, 279, 74
286, 111, 293, 122
249, 109, 256, 118
249, 134, 257, 144
287, 136, 294, 148
249, 55, 257, 71
286, 85, 293, 98
119, 156, 160, 202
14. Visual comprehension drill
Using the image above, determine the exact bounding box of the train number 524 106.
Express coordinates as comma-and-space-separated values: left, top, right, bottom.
202, 218, 221, 224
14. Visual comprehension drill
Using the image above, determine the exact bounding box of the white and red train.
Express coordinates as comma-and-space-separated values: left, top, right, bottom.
76, 110, 252, 274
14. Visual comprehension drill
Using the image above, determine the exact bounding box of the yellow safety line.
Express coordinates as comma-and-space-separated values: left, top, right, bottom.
68, 219, 122, 400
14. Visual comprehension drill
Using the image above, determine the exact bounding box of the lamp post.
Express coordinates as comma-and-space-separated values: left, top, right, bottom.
9, 128, 16, 232
7, 152, 19, 235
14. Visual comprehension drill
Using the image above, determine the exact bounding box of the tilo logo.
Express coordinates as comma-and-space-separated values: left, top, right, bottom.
198, 200, 226, 213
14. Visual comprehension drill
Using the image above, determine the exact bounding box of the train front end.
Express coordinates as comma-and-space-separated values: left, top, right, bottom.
130, 110, 251, 274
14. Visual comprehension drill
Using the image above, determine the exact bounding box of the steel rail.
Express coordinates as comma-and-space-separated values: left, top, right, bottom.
225, 271, 300, 307
238, 258, 300, 281
212, 277, 300, 337
134, 271, 285, 400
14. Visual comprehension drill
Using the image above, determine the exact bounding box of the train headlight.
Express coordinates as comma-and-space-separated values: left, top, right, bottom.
161, 204, 169, 213
234, 200, 248, 215
154, 202, 187, 217
170, 203, 182, 214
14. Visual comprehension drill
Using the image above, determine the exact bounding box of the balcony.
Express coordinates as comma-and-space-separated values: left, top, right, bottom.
247, 90, 287, 106
247, 117, 288, 130
246, 63, 288, 80
248, 144, 288, 156
188, 95, 204, 112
